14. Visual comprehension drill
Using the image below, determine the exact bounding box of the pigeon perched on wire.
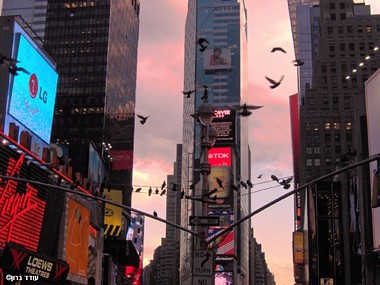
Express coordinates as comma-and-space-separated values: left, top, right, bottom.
135, 187, 142, 192
240, 181, 248, 189
153, 211, 158, 217
161, 181, 166, 190
155, 188, 159, 195
265, 75, 284, 89
271, 47, 287, 53
137, 114, 149, 125
160, 189, 166, 196
246, 179, 253, 188
148, 187, 152, 196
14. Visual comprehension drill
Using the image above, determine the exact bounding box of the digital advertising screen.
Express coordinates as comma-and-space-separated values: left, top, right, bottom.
7, 32, 58, 144
215, 271, 233, 285
203, 47, 232, 72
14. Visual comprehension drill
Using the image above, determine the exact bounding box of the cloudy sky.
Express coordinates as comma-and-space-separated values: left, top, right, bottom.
131, 1, 380, 284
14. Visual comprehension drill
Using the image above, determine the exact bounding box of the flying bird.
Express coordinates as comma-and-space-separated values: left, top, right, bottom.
199, 44, 208, 52
271, 47, 287, 53
293, 59, 304, 66
182, 89, 196, 98
197, 37, 209, 45
265, 75, 284, 89
135, 187, 142, 192
279, 177, 293, 186
137, 114, 149, 125
257, 174, 263, 179
153, 211, 158, 217
8, 64, 29, 76
231, 103, 263, 117
283, 183, 291, 190
148, 187, 152, 196
246, 179, 253, 188
216, 177, 224, 189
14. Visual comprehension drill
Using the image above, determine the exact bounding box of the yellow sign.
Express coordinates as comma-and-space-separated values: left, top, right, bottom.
104, 189, 122, 236
293, 231, 304, 264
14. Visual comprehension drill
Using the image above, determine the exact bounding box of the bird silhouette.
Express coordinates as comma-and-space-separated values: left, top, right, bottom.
148, 187, 152, 196
189, 184, 194, 190
137, 114, 149, 125
257, 174, 263, 179
271, 174, 279, 182
182, 89, 196, 98
231, 103, 263, 117
9, 64, 29, 76
171, 183, 178, 191
240, 181, 248, 189
180, 190, 185, 199
160, 189, 166, 196
161, 181, 166, 190
271, 47, 287, 53
135, 187, 142, 192
265, 75, 284, 89
201, 85, 209, 100
199, 44, 207, 52
279, 177, 293, 187
0, 52, 18, 65
153, 211, 158, 217
197, 37, 209, 45
293, 59, 304, 66
283, 183, 291, 190
246, 179, 253, 188
216, 177, 224, 189
155, 188, 159, 195
231, 183, 239, 191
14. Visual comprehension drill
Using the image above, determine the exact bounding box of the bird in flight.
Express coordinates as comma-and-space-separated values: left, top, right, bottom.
182, 89, 196, 98
231, 103, 263, 117
137, 114, 149, 125
271, 47, 287, 53
216, 177, 224, 189
293, 59, 304, 66
197, 37, 209, 52
8, 64, 29, 76
0, 52, 18, 65
257, 174, 263, 179
265, 75, 284, 89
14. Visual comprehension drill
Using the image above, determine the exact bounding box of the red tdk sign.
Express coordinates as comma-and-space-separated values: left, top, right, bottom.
208, 147, 232, 166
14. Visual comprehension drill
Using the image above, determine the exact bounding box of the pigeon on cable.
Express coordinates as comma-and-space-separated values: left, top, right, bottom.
265, 75, 284, 89
231, 183, 239, 191
137, 114, 149, 125
240, 181, 248, 189
135, 187, 142, 192
246, 179, 253, 188
148, 187, 152, 196
155, 188, 159, 195
231, 103, 263, 117
161, 181, 166, 190
153, 211, 158, 217
271, 174, 279, 182
271, 47, 287, 53
160, 189, 166, 196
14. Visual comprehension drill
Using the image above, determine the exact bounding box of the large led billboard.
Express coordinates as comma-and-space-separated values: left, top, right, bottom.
203, 47, 232, 72
7, 32, 58, 144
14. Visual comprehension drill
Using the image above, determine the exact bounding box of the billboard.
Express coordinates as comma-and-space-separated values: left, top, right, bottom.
215, 271, 233, 285
203, 47, 232, 71
88, 142, 105, 194
0, 150, 47, 251
65, 198, 89, 278
208, 166, 233, 211
6, 27, 58, 144
208, 147, 232, 167
365, 69, 380, 251
207, 211, 235, 256
104, 189, 123, 237
211, 109, 236, 146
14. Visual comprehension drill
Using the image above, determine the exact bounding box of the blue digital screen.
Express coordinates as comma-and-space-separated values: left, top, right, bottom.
8, 34, 58, 143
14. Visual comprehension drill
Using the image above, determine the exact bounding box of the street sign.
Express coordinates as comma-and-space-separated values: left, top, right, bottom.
189, 216, 220, 226
193, 250, 214, 276
193, 276, 213, 285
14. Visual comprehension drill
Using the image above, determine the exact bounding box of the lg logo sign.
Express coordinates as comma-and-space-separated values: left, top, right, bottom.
29, 74, 47, 104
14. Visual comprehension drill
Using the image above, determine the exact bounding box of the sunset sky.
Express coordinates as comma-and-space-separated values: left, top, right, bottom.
130, 1, 380, 284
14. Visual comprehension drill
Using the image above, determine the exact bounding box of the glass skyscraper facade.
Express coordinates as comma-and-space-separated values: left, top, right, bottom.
181, 0, 251, 284
44, 0, 140, 192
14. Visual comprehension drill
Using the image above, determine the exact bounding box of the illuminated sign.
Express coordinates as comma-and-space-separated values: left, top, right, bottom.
215, 271, 233, 285
104, 189, 122, 236
203, 47, 232, 72
208, 166, 233, 210
0, 243, 69, 284
207, 211, 235, 256
0, 152, 46, 251
110, 149, 133, 171
208, 147, 232, 166
293, 231, 304, 264
211, 109, 236, 146
7, 33, 58, 144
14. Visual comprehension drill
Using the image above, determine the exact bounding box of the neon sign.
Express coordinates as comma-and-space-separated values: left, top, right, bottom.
0, 153, 46, 251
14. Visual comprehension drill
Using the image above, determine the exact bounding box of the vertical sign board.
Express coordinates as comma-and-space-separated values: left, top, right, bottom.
193, 250, 214, 285
365, 69, 380, 251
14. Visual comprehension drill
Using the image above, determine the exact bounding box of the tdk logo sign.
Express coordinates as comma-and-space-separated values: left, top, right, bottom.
29, 74, 48, 104
208, 153, 229, 159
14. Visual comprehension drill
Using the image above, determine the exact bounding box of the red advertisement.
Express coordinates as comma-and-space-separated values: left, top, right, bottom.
208, 147, 232, 167
0, 153, 46, 251
110, 150, 133, 170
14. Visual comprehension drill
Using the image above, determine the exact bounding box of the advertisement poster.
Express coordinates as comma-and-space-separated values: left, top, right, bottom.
103, 189, 123, 236
208, 166, 233, 211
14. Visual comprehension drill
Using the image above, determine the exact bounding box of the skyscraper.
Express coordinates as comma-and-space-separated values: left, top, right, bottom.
181, 1, 251, 284
43, 0, 140, 198
290, 0, 380, 283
